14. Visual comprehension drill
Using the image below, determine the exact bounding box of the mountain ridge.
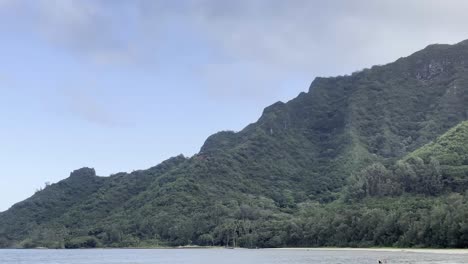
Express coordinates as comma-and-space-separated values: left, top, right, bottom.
1, 39, 468, 248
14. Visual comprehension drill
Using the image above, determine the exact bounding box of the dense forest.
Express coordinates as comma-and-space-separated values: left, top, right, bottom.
1, 40, 468, 249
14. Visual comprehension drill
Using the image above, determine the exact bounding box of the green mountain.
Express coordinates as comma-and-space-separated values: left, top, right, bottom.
1, 40, 468, 249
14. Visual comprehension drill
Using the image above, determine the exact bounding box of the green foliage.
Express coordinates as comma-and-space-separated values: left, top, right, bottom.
406, 122, 468, 164
1, 40, 468, 249
65, 236, 99, 249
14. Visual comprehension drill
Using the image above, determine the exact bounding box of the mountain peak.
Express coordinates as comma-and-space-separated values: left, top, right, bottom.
69, 167, 96, 178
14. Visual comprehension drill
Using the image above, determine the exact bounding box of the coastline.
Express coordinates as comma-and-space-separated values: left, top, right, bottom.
2, 246, 467, 254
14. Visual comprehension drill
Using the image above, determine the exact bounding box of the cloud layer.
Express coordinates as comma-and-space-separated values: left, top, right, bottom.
3, 0, 468, 101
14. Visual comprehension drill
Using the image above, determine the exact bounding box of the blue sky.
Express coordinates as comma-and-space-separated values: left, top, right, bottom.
2, 0, 468, 212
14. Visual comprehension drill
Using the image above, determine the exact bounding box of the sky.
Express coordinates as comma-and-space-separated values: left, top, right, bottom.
2, 0, 468, 212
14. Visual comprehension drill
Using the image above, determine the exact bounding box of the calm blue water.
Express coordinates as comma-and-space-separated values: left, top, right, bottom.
0, 249, 467, 264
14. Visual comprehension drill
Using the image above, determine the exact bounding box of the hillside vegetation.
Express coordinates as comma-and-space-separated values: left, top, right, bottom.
1, 40, 468, 249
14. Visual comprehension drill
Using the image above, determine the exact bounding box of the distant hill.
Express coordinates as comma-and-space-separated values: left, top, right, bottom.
1, 39, 468, 249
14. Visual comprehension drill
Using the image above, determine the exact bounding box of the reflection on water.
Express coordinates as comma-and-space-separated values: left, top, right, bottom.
0, 249, 467, 264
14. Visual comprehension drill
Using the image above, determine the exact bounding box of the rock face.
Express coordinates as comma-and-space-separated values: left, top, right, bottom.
416, 60, 447, 81
1, 39, 468, 249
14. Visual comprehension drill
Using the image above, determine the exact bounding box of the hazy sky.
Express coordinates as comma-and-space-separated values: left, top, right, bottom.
2, 0, 468, 212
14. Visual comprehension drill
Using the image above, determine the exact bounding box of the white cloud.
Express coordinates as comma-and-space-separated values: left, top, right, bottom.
181, 0, 468, 99
0, 0, 151, 65
190, 0, 468, 75
3, 0, 468, 98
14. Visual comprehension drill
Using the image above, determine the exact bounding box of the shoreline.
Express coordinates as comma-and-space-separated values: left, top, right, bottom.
2, 247, 467, 254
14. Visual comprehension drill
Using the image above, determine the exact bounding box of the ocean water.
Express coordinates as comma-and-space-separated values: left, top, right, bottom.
0, 248, 467, 264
